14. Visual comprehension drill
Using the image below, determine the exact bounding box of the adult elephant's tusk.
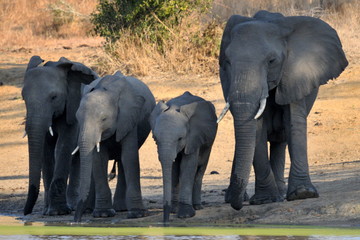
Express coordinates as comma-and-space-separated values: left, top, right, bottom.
22, 131, 27, 138
217, 102, 230, 123
254, 98, 267, 120
71, 146, 79, 155
96, 142, 100, 152
49, 126, 54, 136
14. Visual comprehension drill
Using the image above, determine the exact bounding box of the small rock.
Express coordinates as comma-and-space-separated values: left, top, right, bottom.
210, 170, 219, 175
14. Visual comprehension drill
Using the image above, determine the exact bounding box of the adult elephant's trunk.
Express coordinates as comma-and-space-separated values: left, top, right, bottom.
74, 125, 99, 222
158, 146, 177, 223
228, 102, 257, 210
24, 116, 48, 215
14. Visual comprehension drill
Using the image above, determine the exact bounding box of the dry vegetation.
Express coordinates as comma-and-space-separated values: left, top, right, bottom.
1, 0, 359, 76
0, 0, 98, 48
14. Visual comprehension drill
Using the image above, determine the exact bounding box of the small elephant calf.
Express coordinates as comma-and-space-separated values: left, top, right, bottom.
150, 91, 218, 222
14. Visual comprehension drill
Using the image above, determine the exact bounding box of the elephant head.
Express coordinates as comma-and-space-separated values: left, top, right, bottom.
22, 56, 98, 215
150, 92, 218, 222
218, 11, 348, 210
74, 72, 150, 220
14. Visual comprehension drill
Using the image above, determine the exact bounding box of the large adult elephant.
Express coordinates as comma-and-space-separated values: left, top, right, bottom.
217, 10, 348, 210
73, 71, 155, 222
22, 56, 98, 215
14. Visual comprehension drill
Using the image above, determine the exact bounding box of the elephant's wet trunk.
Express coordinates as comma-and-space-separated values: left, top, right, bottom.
228, 102, 257, 210
24, 117, 48, 215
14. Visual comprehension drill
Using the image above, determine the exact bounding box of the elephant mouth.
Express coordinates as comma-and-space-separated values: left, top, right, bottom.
217, 98, 267, 123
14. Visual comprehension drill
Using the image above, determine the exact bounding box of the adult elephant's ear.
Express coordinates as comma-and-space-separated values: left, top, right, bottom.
219, 15, 253, 99
181, 101, 218, 155
56, 58, 99, 125
274, 16, 348, 105
26, 56, 44, 71
149, 101, 168, 130
116, 78, 146, 142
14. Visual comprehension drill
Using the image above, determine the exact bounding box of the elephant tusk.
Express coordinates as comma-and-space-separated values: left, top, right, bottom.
217, 102, 230, 123
22, 131, 27, 138
254, 98, 267, 120
96, 142, 100, 152
49, 126, 54, 136
71, 146, 79, 155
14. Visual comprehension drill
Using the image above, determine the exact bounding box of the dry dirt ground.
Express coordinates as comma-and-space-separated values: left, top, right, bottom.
0, 39, 359, 227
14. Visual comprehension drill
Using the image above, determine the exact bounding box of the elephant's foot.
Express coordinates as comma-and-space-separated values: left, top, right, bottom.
287, 185, 319, 201
177, 203, 195, 218
249, 194, 283, 205
276, 181, 287, 199
113, 200, 127, 212
92, 208, 116, 218
193, 204, 203, 210
45, 204, 72, 216
127, 208, 148, 219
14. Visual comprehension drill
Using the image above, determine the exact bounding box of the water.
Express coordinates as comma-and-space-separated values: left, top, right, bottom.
1, 216, 359, 240
0, 235, 359, 240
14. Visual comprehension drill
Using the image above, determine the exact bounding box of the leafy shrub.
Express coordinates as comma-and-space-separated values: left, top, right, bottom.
91, 0, 212, 45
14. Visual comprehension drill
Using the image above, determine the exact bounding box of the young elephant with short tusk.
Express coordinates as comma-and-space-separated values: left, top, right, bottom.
217, 10, 348, 211
150, 91, 218, 223
73, 71, 155, 222
22, 56, 98, 216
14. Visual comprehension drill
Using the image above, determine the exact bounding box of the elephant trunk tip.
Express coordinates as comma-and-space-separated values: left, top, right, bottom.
24, 184, 39, 215
74, 200, 86, 222
163, 201, 171, 224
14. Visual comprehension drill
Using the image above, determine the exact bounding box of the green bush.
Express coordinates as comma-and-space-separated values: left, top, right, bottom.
91, 0, 212, 44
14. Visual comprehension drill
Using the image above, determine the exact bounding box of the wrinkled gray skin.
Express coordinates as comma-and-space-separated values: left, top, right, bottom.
150, 92, 218, 223
74, 71, 155, 222
219, 10, 348, 210
22, 56, 98, 215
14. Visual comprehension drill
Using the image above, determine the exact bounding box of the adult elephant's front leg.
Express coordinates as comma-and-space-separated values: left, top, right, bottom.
121, 129, 147, 218
285, 97, 319, 201
47, 121, 76, 215
92, 150, 115, 218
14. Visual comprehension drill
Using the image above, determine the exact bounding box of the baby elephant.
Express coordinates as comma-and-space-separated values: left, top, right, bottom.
150, 91, 218, 222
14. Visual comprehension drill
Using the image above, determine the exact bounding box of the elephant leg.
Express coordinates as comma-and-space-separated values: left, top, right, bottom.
47, 122, 77, 215
42, 133, 56, 215
113, 157, 127, 212
285, 91, 319, 201
66, 153, 80, 211
121, 129, 146, 218
171, 155, 181, 213
192, 147, 211, 210
177, 152, 198, 218
92, 149, 115, 218
270, 141, 287, 198
250, 119, 282, 205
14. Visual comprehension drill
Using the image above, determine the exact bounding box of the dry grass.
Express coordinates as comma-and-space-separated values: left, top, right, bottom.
0, 0, 359, 75
0, 0, 98, 48
99, 13, 222, 76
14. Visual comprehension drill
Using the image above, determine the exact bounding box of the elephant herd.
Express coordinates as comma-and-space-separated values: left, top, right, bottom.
21, 11, 348, 223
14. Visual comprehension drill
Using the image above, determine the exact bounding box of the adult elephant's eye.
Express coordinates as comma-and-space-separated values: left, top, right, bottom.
102, 117, 107, 122
50, 95, 57, 101
269, 58, 276, 65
